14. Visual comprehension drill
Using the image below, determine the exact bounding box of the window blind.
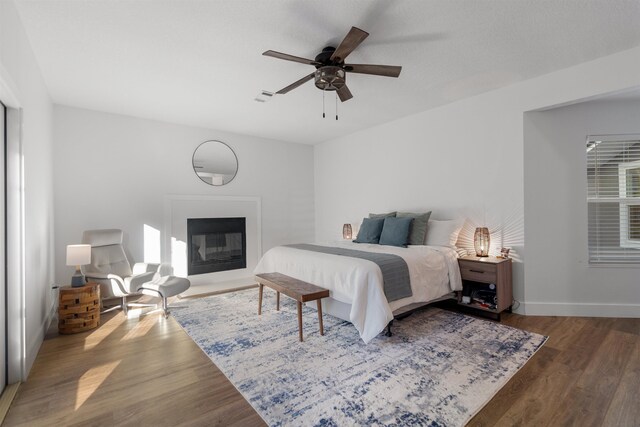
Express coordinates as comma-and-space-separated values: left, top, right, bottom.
587, 135, 640, 264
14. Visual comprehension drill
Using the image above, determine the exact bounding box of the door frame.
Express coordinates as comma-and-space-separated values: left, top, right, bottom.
0, 63, 27, 383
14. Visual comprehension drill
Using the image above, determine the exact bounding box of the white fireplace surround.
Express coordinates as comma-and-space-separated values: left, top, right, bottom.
163, 195, 262, 288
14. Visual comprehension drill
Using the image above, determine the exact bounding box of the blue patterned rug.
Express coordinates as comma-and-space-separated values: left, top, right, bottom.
173, 289, 546, 426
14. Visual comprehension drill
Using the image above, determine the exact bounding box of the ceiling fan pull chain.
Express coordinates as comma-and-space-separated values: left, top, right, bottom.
335, 92, 338, 121
322, 89, 325, 118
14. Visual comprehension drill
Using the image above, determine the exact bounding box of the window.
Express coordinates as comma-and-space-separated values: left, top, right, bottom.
619, 159, 640, 249
587, 135, 640, 264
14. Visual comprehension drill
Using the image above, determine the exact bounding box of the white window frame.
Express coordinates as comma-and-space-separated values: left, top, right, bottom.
587, 134, 640, 265
618, 159, 640, 249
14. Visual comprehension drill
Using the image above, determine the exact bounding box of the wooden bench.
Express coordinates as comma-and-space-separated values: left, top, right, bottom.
255, 273, 330, 342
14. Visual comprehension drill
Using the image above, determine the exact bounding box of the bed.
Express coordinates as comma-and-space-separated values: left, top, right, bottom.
254, 241, 462, 343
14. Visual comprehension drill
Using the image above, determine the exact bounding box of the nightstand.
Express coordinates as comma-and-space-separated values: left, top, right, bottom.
457, 255, 512, 320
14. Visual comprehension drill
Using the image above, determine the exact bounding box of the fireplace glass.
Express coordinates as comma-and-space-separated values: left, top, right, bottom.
187, 217, 246, 275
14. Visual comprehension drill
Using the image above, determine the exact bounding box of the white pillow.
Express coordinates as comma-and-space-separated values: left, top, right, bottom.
425, 219, 465, 247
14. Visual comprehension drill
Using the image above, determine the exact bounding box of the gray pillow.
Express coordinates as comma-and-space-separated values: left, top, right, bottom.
369, 212, 397, 219
397, 211, 432, 245
379, 217, 414, 247
353, 218, 385, 244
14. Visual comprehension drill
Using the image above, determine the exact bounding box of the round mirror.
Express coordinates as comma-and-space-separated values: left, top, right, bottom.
192, 140, 238, 186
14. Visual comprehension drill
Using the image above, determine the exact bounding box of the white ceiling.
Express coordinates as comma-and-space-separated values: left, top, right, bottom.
14, 0, 640, 144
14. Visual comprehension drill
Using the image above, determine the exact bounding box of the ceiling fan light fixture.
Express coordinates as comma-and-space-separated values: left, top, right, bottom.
264, 26, 401, 104
314, 66, 346, 91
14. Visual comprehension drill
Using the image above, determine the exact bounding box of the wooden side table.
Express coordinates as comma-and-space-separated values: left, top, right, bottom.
457, 255, 513, 320
58, 283, 101, 334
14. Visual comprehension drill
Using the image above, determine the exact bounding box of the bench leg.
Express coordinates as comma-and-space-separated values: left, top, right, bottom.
276, 291, 280, 311
317, 299, 324, 336
258, 284, 263, 315
297, 301, 303, 342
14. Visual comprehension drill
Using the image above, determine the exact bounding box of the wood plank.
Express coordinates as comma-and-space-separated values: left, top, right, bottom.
602, 337, 640, 426
470, 345, 571, 426
3, 297, 263, 427
546, 329, 636, 427
552, 318, 611, 371
4, 293, 639, 427
0, 383, 20, 426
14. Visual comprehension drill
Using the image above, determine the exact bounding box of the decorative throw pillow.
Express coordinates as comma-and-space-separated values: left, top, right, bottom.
424, 218, 465, 247
353, 218, 385, 244
368, 212, 397, 219
379, 217, 414, 247
397, 211, 432, 245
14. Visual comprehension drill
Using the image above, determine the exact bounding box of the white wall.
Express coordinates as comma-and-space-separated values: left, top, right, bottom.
315, 45, 640, 314
524, 100, 640, 316
53, 105, 315, 286
0, 0, 55, 375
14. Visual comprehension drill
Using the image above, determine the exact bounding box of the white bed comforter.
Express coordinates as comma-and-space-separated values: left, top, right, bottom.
253, 241, 462, 343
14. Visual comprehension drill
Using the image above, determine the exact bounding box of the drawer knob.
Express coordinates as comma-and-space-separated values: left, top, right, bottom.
469, 269, 484, 274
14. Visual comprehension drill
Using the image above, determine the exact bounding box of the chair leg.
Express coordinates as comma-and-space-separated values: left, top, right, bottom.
122, 296, 128, 315
162, 297, 169, 318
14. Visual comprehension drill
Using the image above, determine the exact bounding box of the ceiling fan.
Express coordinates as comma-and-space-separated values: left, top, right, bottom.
263, 26, 402, 103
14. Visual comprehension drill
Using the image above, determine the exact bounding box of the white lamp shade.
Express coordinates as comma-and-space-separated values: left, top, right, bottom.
66, 244, 92, 266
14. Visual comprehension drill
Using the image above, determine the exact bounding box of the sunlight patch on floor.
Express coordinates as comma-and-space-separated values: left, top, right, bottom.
83, 315, 120, 350
75, 360, 121, 410
121, 314, 156, 341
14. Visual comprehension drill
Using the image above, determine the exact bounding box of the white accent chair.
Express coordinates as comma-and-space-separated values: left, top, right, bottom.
81, 229, 190, 317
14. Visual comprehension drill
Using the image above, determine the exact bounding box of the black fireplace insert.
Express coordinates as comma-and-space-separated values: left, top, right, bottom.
187, 217, 246, 275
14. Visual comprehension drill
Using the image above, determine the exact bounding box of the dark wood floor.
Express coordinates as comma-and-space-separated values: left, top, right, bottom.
3, 299, 639, 426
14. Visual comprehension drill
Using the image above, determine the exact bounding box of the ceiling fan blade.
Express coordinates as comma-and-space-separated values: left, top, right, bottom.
263, 50, 318, 66
345, 64, 402, 78
330, 27, 369, 62
337, 85, 353, 102
276, 73, 315, 94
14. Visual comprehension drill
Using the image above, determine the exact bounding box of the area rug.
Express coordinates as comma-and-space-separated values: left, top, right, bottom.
172, 289, 547, 426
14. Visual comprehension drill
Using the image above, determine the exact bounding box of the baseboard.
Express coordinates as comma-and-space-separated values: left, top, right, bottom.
521, 301, 640, 317
46, 298, 57, 330
25, 300, 57, 378
179, 284, 258, 300
180, 278, 257, 298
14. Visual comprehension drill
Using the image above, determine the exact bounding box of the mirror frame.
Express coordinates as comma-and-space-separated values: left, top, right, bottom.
192, 139, 239, 186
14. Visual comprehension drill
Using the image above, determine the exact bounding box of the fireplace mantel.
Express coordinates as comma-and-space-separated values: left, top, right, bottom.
163, 195, 261, 287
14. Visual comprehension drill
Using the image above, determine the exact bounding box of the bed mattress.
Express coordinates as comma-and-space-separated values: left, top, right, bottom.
254, 241, 462, 343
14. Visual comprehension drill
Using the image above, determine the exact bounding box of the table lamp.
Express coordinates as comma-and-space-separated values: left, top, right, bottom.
67, 244, 91, 287
342, 224, 352, 240
474, 227, 490, 257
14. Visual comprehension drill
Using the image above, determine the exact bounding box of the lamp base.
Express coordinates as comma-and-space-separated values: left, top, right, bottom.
71, 269, 86, 287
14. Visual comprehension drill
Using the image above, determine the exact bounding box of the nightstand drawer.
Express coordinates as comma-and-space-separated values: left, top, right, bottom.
459, 263, 497, 283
